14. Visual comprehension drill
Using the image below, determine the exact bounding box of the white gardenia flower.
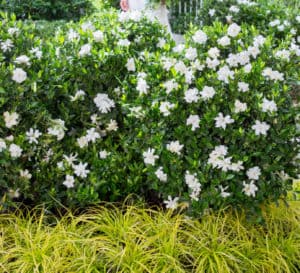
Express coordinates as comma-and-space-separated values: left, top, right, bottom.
252, 120, 270, 136
63, 153, 78, 166
200, 86, 216, 100
3, 111, 19, 128
26, 128, 42, 144
174, 61, 188, 75
30, 47, 42, 59
219, 186, 231, 198
261, 98, 277, 113
79, 44, 92, 57
247, 166, 261, 180
209, 9, 216, 16
67, 29, 79, 41
0, 138, 6, 152
94, 93, 115, 113
217, 65, 235, 83
161, 57, 176, 71
192, 59, 205, 71
1, 39, 14, 52
86, 128, 100, 143
8, 27, 19, 36
117, 39, 130, 47
238, 82, 249, 92
275, 49, 290, 61
206, 57, 220, 70
155, 167, 167, 182
269, 19, 280, 27
159, 101, 175, 117
193, 30, 208, 44
208, 47, 220, 59
93, 30, 104, 42
77, 136, 89, 148
217, 36, 231, 46
253, 35, 266, 47
70, 89, 86, 102
242, 181, 258, 197
81, 21, 95, 31
163, 79, 179, 94
15, 55, 31, 66
20, 169, 32, 180
185, 171, 201, 201
227, 23, 241, 37
229, 5, 240, 13
73, 162, 90, 178
6, 135, 14, 142
143, 148, 159, 166
63, 175, 75, 188
172, 43, 185, 53
184, 88, 200, 103
186, 114, 200, 131
136, 77, 149, 95
106, 119, 118, 131
214, 113, 234, 129
247, 46, 260, 58
157, 38, 166, 48
185, 47, 198, 61
234, 100, 247, 113
243, 64, 252, 73
262, 68, 284, 81
164, 196, 179, 210
9, 144, 22, 158
166, 140, 184, 155
47, 119, 66, 141
12, 68, 27, 83
126, 58, 136, 72
99, 150, 111, 159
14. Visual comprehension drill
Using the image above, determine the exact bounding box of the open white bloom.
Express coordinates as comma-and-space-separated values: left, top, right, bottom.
9, 144, 22, 158
184, 88, 200, 103
30, 47, 42, 59
184, 69, 195, 84
200, 86, 216, 100
1, 39, 14, 52
8, 188, 20, 199
8, 27, 19, 36
174, 61, 188, 75
161, 57, 175, 71
234, 100, 247, 113
247, 166, 261, 180
86, 128, 100, 143
172, 43, 185, 53
20, 169, 32, 180
261, 98, 277, 113
193, 30, 207, 44
117, 39, 130, 47
247, 46, 260, 58
47, 119, 66, 141
219, 185, 231, 198
70, 89, 85, 102
26, 128, 42, 144
253, 35, 266, 47
185, 171, 201, 201
81, 21, 95, 31
94, 93, 115, 113
217, 36, 231, 46
186, 114, 200, 131
93, 30, 104, 42
227, 23, 241, 37
206, 57, 220, 70
5, 135, 14, 141
159, 101, 175, 117
136, 77, 149, 95
229, 5, 240, 13
126, 58, 136, 72
238, 82, 249, 92
99, 150, 111, 159
106, 119, 118, 132
166, 141, 184, 155
208, 47, 220, 59
275, 49, 290, 61
143, 148, 159, 166
163, 79, 179, 94
63, 153, 78, 166
77, 136, 89, 148
252, 120, 270, 136
79, 44, 92, 57
262, 68, 284, 81
0, 138, 6, 152
209, 9, 215, 16
67, 29, 79, 41
164, 196, 179, 210
269, 19, 280, 27
12, 68, 27, 83
155, 167, 167, 182
73, 162, 90, 178
3, 111, 19, 128
214, 113, 234, 129
192, 59, 205, 71
185, 47, 198, 61
243, 63, 252, 73
15, 55, 31, 66
63, 175, 75, 188
217, 65, 234, 83
157, 38, 166, 48
242, 181, 258, 197
230, 161, 244, 172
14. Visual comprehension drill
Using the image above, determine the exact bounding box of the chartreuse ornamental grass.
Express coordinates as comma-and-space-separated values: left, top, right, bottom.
0, 203, 299, 273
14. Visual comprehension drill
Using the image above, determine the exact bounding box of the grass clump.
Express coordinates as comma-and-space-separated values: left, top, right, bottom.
0, 203, 299, 273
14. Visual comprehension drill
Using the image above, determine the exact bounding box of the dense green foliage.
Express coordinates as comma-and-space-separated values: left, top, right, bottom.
0, 8, 299, 216
0, 0, 94, 20
0, 203, 300, 272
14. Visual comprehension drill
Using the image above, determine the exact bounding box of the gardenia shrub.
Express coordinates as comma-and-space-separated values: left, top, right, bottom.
0, 10, 299, 216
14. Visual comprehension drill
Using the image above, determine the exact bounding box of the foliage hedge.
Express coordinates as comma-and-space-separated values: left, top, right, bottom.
0, 0, 94, 21
0, 9, 299, 216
